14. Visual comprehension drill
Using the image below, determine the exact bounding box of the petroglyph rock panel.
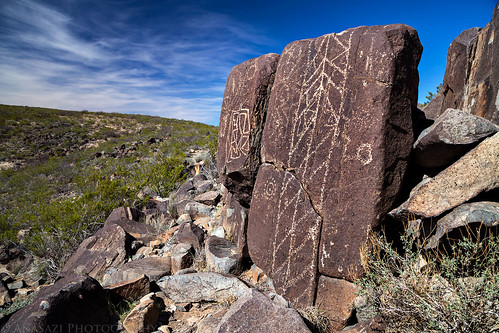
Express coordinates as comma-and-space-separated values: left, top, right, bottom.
218, 53, 280, 206
248, 164, 321, 307
250, 24, 422, 289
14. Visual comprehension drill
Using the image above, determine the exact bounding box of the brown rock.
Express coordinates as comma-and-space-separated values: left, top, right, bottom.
176, 179, 195, 201
171, 243, 194, 274
221, 192, 249, 258
106, 274, 151, 300
256, 24, 421, 288
102, 256, 171, 286
426, 202, 499, 249
429, 5, 499, 124
196, 309, 227, 333
248, 164, 321, 307
315, 276, 357, 331
217, 53, 280, 206
413, 108, 498, 168
177, 222, 205, 252
106, 206, 144, 223
104, 217, 157, 241
216, 288, 311, 333
0, 281, 11, 307
390, 132, 499, 220
123, 294, 159, 333
193, 191, 221, 206
0, 275, 110, 333
245, 25, 421, 309
61, 224, 132, 281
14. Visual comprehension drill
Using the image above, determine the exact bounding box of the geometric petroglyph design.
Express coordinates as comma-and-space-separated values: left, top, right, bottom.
228, 108, 250, 160
263, 166, 321, 306
356, 143, 373, 165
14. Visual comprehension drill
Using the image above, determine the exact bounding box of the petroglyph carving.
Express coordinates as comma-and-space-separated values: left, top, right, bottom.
228, 108, 250, 161
356, 143, 373, 165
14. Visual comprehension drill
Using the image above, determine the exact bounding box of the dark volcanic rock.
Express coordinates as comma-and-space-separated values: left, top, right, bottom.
61, 224, 132, 281
205, 236, 241, 274
176, 222, 205, 252
413, 108, 498, 168
426, 202, 499, 249
248, 24, 421, 306
102, 256, 171, 286
217, 53, 280, 207
427, 5, 499, 124
248, 164, 321, 307
0, 275, 110, 333
221, 191, 249, 258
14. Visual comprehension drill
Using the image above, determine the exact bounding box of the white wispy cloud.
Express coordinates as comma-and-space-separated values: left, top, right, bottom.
0, 0, 271, 125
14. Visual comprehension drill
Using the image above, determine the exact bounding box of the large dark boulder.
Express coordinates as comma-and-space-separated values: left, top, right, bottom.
248, 24, 421, 307
61, 224, 132, 281
0, 275, 111, 333
425, 5, 499, 125
217, 53, 280, 207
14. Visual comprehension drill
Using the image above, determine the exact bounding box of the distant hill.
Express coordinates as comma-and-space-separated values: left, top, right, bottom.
0, 104, 217, 275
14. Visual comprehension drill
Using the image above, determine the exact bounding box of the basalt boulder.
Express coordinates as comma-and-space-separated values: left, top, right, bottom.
248, 24, 422, 307
217, 53, 280, 207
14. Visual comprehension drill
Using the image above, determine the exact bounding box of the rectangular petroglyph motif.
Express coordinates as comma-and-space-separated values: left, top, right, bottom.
228, 108, 250, 161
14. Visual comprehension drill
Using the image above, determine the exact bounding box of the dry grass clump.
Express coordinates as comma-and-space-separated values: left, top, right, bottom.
299, 306, 333, 333
356, 224, 499, 333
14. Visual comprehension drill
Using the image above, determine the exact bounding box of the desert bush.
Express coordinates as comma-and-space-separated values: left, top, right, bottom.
356, 224, 499, 332
298, 306, 334, 333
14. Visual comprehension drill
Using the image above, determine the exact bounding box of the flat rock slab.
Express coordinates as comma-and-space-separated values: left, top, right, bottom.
102, 256, 171, 286
61, 224, 132, 281
248, 164, 321, 307
391, 132, 499, 220
315, 276, 357, 331
413, 108, 498, 168
106, 274, 151, 300
217, 53, 280, 206
193, 191, 221, 206
156, 272, 248, 303
249, 24, 421, 306
216, 288, 311, 333
426, 202, 499, 249
221, 191, 249, 258
0, 275, 110, 333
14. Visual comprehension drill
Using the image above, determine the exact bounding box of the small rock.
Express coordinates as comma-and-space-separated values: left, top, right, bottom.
7, 280, 25, 290
102, 257, 171, 287
196, 309, 227, 333
193, 191, 221, 206
210, 227, 225, 238
156, 272, 249, 303
192, 174, 208, 189
390, 132, 499, 220
176, 180, 195, 201
123, 294, 159, 333
106, 275, 151, 300
426, 202, 499, 249
216, 288, 311, 333
177, 222, 205, 253
171, 243, 195, 274
177, 213, 192, 225
205, 236, 241, 274
413, 108, 498, 168
196, 180, 214, 194
184, 202, 214, 220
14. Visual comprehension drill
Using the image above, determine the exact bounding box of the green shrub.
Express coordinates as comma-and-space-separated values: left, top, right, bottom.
356, 225, 499, 332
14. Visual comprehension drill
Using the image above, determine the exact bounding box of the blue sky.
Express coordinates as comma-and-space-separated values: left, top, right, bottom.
0, 0, 496, 125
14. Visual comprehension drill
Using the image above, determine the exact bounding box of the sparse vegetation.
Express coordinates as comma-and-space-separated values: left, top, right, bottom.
0, 104, 217, 278
356, 224, 499, 332
418, 83, 443, 108
299, 306, 334, 333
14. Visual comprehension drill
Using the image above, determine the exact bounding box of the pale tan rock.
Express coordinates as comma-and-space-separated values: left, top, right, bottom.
391, 132, 499, 219
315, 276, 357, 331
123, 294, 159, 333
